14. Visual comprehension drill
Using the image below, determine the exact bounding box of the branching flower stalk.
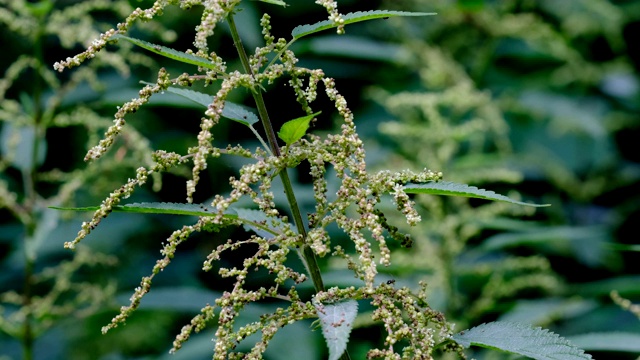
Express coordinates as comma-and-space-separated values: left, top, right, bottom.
53, 1, 459, 359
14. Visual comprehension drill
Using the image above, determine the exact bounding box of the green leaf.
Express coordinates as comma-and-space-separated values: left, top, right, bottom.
403, 181, 550, 207
233, 208, 293, 238
51, 203, 293, 237
291, 10, 435, 40
314, 299, 358, 360
452, 321, 592, 360
568, 332, 640, 353
304, 35, 410, 63
157, 85, 259, 126
277, 111, 320, 145
499, 298, 597, 325
254, 0, 287, 6
0, 122, 47, 172
119, 287, 222, 312
50, 202, 221, 217
110, 34, 218, 70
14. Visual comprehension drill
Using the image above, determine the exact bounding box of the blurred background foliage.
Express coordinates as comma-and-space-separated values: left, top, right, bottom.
1, 0, 639, 359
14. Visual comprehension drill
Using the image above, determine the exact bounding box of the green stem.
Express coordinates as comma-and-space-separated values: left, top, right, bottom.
227, 13, 351, 359
227, 13, 326, 294
19, 17, 50, 360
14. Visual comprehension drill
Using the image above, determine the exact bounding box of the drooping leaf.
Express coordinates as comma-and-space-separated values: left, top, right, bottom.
452, 321, 592, 360
568, 332, 640, 353
277, 111, 320, 145
110, 34, 218, 69
291, 10, 435, 40
403, 181, 550, 207
233, 208, 293, 238
314, 299, 358, 360
51, 203, 293, 236
155, 85, 259, 126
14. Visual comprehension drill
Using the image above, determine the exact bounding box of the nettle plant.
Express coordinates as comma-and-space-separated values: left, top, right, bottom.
53, 1, 594, 359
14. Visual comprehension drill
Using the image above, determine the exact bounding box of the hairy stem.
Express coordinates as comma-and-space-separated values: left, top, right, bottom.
226, 13, 326, 293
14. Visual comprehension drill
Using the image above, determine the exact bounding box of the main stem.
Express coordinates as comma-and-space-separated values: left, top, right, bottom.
228, 14, 351, 360
227, 14, 325, 293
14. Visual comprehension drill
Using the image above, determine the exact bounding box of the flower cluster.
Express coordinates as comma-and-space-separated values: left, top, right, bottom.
55, 0, 458, 358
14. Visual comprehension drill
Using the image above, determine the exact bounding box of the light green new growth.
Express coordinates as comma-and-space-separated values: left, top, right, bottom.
277, 111, 321, 145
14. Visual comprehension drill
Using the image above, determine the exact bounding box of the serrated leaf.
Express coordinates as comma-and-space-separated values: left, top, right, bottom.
291, 10, 435, 40
314, 299, 358, 360
403, 181, 550, 207
51, 203, 294, 236
152, 85, 259, 126
110, 34, 218, 69
50, 202, 222, 217
452, 321, 592, 360
568, 332, 640, 352
234, 208, 293, 238
277, 111, 320, 145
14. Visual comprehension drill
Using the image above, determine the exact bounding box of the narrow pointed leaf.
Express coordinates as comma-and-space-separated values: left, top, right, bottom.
110, 34, 218, 70
403, 181, 550, 207
51, 202, 221, 217
314, 299, 358, 360
255, 0, 287, 6
156, 85, 259, 126
292, 10, 435, 40
51, 203, 289, 236
234, 208, 294, 238
452, 321, 592, 360
277, 111, 320, 145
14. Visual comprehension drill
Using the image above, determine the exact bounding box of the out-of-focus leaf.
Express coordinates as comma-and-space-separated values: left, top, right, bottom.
117, 287, 222, 312
499, 298, 598, 325
0, 122, 47, 172
480, 226, 606, 251
301, 36, 410, 63
26, 207, 60, 261
568, 332, 640, 353
569, 276, 640, 297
